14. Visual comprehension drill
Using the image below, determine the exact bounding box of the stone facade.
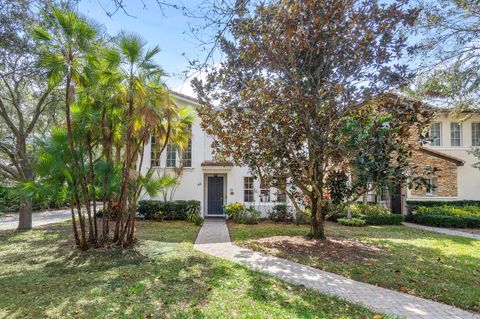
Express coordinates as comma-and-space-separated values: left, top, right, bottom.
410, 149, 459, 197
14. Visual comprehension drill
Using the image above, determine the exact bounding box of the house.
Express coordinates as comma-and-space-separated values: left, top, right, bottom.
141, 91, 480, 217
140, 91, 287, 218
366, 108, 480, 214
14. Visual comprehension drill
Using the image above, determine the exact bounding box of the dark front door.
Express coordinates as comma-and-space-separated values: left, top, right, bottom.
390, 185, 403, 214
207, 176, 224, 215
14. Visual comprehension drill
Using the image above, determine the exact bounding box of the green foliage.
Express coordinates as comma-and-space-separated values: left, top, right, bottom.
223, 202, 245, 221
351, 204, 390, 216
333, 204, 401, 225
268, 204, 294, 223
138, 200, 201, 222
416, 205, 480, 217
224, 203, 260, 224
407, 200, 480, 210
326, 171, 349, 205
364, 214, 403, 225
406, 214, 480, 228
337, 217, 366, 227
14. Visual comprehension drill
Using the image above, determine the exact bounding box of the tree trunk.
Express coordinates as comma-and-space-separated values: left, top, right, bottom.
309, 194, 326, 240
17, 198, 32, 231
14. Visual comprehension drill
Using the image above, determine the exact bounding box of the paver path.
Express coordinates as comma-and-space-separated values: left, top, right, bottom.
194, 219, 479, 319
0, 208, 72, 230
403, 222, 480, 240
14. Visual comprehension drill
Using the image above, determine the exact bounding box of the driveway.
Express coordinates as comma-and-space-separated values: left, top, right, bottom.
0, 209, 72, 230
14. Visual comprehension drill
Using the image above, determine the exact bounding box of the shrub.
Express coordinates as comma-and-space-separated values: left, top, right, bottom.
338, 217, 366, 227
268, 204, 295, 223
138, 200, 201, 222
224, 202, 245, 221
237, 207, 261, 224
351, 204, 390, 216
364, 214, 403, 225
416, 205, 480, 217
406, 214, 480, 228
407, 200, 480, 212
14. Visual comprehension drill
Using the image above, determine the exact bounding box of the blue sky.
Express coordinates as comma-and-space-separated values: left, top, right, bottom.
78, 0, 209, 96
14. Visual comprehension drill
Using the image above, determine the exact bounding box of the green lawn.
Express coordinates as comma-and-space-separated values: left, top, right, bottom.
229, 222, 480, 313
0, 221, 387, 319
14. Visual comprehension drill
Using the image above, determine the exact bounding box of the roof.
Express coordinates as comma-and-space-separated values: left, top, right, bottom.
419, 147, 465, 166
201, 160, 234, 167
169, 90, 200, 104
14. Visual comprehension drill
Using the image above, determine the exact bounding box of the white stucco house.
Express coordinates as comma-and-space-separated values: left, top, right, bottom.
140, 91, 287, 218
141, 91, 480, 217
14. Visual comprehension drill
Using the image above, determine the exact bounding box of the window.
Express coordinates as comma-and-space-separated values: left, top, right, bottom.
166, 144, 176, 167
181, 125, 192, 167
244, 177, 254, 202
473, 123, 480, 147
450, 122, 462, 147
275, 191, 287, 202
150, 135, 161, 167
426, 177, 438, 196
260, 181, 270, 202
429, 123, 441, 146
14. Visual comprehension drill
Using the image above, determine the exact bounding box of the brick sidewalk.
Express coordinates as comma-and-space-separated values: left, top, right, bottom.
194, 219, 479, 319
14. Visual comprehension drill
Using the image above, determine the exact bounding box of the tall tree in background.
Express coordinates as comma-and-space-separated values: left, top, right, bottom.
0, 0, 61, 230
194, 0, 427, 239
411, 0, 480, 109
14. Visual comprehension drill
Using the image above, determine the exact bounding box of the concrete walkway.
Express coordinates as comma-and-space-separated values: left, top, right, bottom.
0, 209, 72, 230
194, 219, 479, 319
403, 222, 480, 240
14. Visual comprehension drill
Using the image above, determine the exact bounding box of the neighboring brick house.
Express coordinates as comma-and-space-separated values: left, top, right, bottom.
363, 106, 480, 214
405, 110, 480, 203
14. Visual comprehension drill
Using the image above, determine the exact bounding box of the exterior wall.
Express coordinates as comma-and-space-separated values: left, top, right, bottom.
409, 149, 458, 197
406, 112, 480, 201
140, 93, 286, 218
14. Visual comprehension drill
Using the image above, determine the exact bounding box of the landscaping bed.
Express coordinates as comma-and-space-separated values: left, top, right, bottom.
229, 221, 480, 313
0, 221, 386, 319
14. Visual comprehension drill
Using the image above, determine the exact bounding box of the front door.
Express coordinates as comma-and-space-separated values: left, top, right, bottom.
207, 176, 224, 215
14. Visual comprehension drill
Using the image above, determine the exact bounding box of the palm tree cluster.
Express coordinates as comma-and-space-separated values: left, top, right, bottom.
31, 7, 193, 249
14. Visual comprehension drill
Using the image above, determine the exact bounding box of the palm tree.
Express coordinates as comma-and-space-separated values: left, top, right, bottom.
34, 7, 98, 249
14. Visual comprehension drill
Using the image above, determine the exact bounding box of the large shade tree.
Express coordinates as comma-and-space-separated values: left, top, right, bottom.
0, 0, 62, 230
411, 0, 480, 109
194, 0, 429, 239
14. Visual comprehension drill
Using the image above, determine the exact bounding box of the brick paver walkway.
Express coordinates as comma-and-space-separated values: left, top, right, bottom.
194, 219, 479, 319
403, 222, 480, 240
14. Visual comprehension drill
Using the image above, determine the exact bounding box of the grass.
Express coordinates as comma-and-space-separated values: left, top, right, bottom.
0, 221, 388, 319
229, 222, 480, 313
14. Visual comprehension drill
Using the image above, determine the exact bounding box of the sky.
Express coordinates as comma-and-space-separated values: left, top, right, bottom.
78, 0, 211, 97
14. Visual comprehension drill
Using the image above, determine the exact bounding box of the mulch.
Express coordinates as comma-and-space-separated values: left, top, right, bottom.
250, 235, 383, 263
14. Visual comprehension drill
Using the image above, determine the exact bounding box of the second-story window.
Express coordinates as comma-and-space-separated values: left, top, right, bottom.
473, 123, 480, 147
166, 144, 176, 167
181, 125, 192, 167
430, 123, 441, 146
450, 122, 462, 147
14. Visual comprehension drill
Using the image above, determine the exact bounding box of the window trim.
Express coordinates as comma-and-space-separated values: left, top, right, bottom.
244, 176, 254, 203
166, 144, 176, 168
430, 122, 442, 147
450, 122, 462, 147
472, 123, 480, 147
426, 177, 439, 196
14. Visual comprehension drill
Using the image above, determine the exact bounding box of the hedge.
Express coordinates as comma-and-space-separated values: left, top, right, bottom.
407, 200, 480, 210
138, 200, 201, 221
364, 214, 403, 225
416, 205, 480, 217
406, 214, 480, 228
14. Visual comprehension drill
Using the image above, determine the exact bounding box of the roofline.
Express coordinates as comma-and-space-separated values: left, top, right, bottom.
169, 90, 200, 105
419, 147, 465, 166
